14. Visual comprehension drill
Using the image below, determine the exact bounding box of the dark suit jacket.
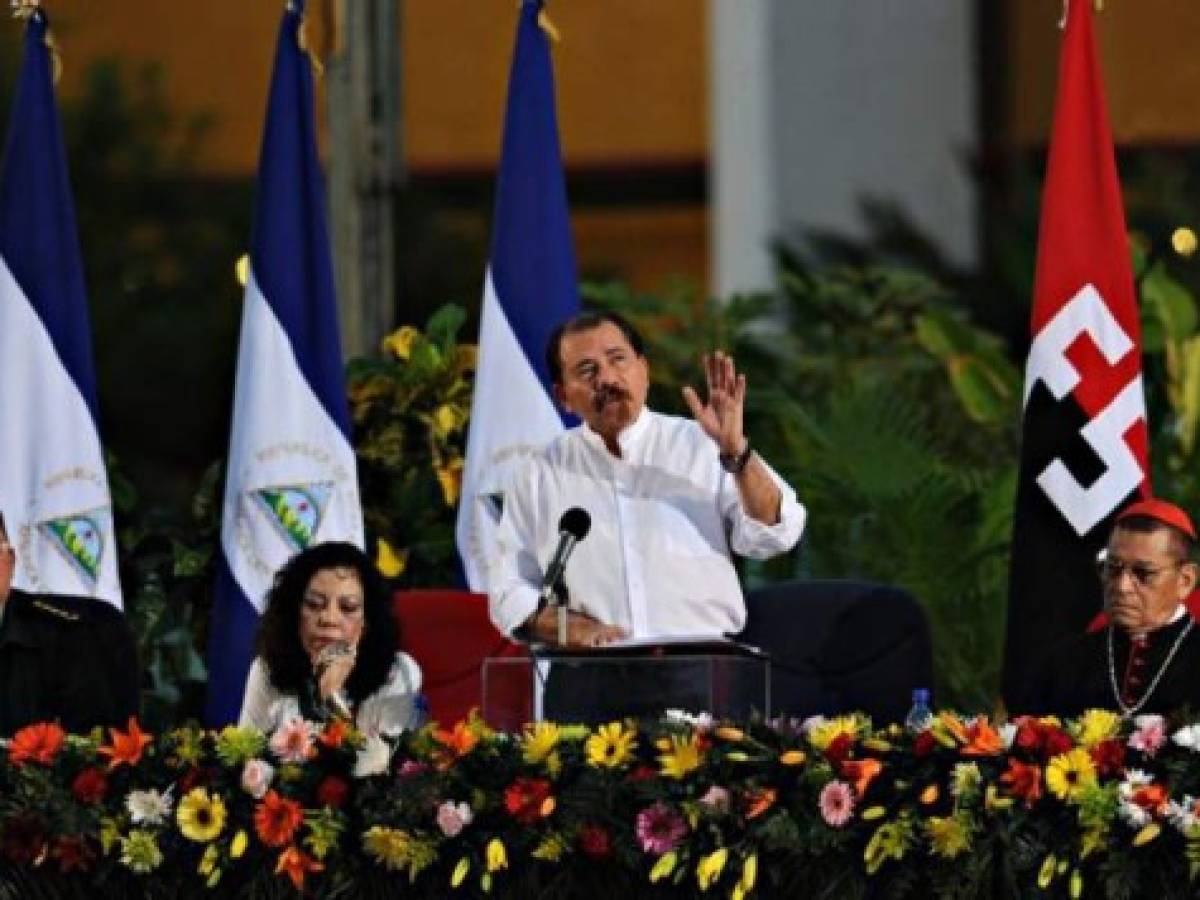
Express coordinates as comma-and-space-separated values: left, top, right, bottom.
0, 589, 140, 735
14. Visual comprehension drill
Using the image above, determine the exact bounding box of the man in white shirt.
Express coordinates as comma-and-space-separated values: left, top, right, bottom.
489, 310, 805, 649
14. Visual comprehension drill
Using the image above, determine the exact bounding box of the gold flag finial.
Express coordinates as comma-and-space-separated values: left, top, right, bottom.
296, 2, 325, 78
10, 0, 39, 20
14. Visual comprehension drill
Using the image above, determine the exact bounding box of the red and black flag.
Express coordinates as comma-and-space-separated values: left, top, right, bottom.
1004, 0, 1149, 711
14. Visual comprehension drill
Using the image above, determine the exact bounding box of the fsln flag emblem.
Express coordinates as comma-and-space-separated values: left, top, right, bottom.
250, 483, 333, 553
40, 514, 105, 587
1003, 0, 1148, 711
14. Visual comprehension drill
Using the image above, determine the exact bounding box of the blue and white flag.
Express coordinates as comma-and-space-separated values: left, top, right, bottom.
205, 0, 362, 725
456, 0, 580, 591
0, 10, 122, 606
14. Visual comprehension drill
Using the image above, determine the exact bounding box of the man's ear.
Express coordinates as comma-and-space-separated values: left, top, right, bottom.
1179, 561, 1199, 599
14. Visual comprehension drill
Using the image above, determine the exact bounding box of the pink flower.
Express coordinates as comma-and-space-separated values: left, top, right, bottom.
635, 802, 688, 855
698, 785, 731, 814
1128, 715, 1167, 757
435, 800, 474, 837
398, 759, 429, 778
269, 717, 317, 763
818, 780, 855, 827
241, 759, 276, 799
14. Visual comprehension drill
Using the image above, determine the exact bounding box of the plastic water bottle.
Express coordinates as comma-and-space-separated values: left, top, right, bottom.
904, 688, 933, 733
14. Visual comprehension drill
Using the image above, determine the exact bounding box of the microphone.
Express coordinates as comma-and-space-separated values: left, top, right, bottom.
540, 507, 591, 605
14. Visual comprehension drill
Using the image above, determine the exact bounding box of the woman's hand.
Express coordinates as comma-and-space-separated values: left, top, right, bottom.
312, 641, 357, 703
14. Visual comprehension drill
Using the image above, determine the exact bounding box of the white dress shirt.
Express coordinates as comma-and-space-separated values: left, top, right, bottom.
489, 409, 805, 638
238, 652, 423, 737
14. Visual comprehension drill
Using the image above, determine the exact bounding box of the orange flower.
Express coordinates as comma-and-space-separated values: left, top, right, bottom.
840, 758, 884, 798
97, 718, 152, 770
8, 722, 65, 766
433, 720, 480, 758
275, 846, 323, 891
255, 790, 305, 848
961, 717, 1004, 757
742, 787, 778, 819
1131, 783, 1169, 816
318, 718, 350, 749
999, 758, 1042, 806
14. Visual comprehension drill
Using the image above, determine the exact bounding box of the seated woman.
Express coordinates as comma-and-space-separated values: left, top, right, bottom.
238, 541, 422, 736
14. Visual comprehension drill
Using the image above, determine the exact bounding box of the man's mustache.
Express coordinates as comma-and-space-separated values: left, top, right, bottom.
592, 383, 630, 411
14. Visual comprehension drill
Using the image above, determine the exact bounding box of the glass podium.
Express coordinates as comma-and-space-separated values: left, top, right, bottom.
481, 639, 771, 729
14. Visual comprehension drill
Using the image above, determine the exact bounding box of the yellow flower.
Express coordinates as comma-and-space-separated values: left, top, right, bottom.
198, 844, 219, 877
658, 733, 703, 779
780, 749, 806, 766
715, 726, 744, 742
531, 832, 568, 861
1038, 854, 1057, 889
586, 721, 638, 769
1045, 748, 1097, 803
375, 537, 407, 578
1133, 823, 1161, 846
382, 325, 420, 360
451, 856, 471, 887
455, 344, 478, 371
649, 850, 678, 883
431, 404, 463, 440
695, 847, 728, 891
363, 826, 411, 871
230, 830, 248, 859
486, 838, 508, 873
435, 456, 465, 507
739, 853, 758, 892
176, 788, 227, 843
1073, 709, 1122, 748
864, 818, 912, 875
522, 721, 562, 767
926, 815, 972, 858
807, 715, 863, 751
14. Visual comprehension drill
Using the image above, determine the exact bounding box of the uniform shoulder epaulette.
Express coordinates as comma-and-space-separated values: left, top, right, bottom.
31, 598, 82, 622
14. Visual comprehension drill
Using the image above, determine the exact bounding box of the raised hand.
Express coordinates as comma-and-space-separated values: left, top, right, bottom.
681, 351, 747, 457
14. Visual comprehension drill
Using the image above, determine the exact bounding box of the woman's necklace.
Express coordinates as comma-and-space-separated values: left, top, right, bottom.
1107, 619, 1195, 718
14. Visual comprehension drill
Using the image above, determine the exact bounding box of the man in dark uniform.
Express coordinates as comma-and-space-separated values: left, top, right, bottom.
1033, 498, 1200, 717
0, 511, 140, 734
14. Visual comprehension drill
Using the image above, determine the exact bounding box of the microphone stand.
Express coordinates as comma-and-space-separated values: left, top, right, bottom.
549, 576, 569, 646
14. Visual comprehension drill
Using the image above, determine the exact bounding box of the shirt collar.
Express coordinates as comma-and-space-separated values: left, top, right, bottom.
582, 406, 653, 457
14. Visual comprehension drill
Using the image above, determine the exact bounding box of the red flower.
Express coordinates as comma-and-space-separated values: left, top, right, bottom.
7, 722, 65, 766
1091, 739, 1126, 778
840, 758, 884, 799
316, 775, 351, 809
0, 812, 46, 865
912, 731, 936, 757
1041, 727, 1073, 759
825, 734, 854, 766
97, 717, 152, 771
70, 767, 109, 805
626, 765, 658, 782
255, 790, 305, 848
276, 846, 323, 891
578, 823, 612, 859
178, 766, 210, 794
504, 777, 554, 825
742, 786, 779, 819
318, 718, 350, 749
999, 758, 1042, 806
51, 836, 95, 874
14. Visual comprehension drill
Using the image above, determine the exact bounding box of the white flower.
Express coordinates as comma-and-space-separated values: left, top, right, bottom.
1118, 801, 1151, 828
801, 715, 828, 735
435, 800, 474, 837
353, 734, 392, 778
1173, 725, 1200, 752
240, 758, 276, 799
125, 788, 173, 826
998, 722, 1018, 751
951, 762, 982, 799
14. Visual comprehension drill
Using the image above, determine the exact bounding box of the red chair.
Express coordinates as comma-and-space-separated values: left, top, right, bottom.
392, 589, 530, 729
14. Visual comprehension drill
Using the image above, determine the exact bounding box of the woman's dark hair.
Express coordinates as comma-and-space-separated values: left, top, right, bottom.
546, 309, 646, 385
256, 541, 399, 705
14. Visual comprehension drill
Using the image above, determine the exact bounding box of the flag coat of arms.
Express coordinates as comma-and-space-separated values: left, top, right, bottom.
455, 0, 581, 592
1004, 0, 1148, 709
0, 10, 122, 606
205, 0, 362, 725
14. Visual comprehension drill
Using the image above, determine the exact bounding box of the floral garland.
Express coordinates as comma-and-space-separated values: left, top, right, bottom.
3, 709, 1200, 898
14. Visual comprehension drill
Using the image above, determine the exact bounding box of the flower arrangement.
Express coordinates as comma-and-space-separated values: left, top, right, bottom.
5, 709, 1200, 897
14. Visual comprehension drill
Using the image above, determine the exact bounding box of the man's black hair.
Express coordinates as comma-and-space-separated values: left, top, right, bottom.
545, 309, 646, 385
